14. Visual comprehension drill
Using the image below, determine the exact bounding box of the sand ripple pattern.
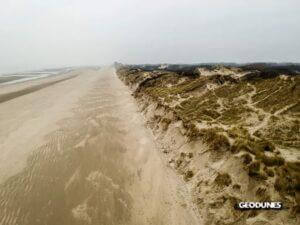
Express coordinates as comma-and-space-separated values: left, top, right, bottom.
0, 74, 134, 225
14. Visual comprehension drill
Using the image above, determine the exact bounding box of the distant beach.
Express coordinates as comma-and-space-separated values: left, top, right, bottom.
0, 68, 74, 86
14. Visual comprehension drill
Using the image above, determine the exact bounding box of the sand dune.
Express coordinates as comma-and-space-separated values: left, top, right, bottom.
116, 64, 300, 225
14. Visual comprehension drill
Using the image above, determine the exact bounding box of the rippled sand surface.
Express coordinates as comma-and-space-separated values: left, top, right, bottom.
0, 68, 202, 225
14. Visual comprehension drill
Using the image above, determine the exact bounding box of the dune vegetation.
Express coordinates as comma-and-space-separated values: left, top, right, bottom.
116, 63, 300, 224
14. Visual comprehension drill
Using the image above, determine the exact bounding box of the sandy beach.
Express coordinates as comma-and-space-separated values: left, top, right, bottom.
0, 67, 202, 225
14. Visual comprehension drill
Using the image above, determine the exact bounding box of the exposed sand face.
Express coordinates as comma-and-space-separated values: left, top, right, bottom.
0, 68, 202, 225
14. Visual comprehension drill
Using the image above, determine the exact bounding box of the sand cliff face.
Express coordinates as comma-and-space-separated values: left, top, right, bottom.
116, 64, 300, 225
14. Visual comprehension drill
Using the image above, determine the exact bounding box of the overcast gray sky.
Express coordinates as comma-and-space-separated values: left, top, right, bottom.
1, 0, 300, 72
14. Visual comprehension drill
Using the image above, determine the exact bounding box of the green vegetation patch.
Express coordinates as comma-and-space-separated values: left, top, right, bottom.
214, 173, 232, 187
214, 82, 253, 101
252, 76, 300, 113
143, 77, 207, 99
264, 119, 300, 149
175, 96, 221, 122
218, 105, 251, 125
185, 125, 230, 151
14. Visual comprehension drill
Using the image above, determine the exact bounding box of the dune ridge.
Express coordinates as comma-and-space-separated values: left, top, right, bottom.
116, 63, 300, 225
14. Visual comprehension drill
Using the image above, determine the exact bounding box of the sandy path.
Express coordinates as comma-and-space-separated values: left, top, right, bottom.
0, 68, 202, 225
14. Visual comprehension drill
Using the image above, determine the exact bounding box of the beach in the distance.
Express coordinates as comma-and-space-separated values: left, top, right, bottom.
0, 68, 73, 85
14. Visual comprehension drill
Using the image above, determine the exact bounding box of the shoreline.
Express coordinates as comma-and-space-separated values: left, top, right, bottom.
0, 75, 77, 104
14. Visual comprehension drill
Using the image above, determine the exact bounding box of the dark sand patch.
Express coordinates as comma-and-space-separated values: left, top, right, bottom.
0, 75, 77, 104
0, 76, 24, 84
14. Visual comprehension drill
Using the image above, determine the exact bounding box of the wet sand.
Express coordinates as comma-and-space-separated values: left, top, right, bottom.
0, 68, 202, 225
0, 75, 77, 104
0, 76, 23, 84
